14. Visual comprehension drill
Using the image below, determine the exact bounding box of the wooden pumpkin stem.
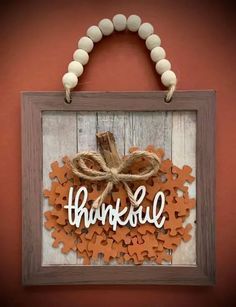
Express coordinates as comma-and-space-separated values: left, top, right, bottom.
96, 131, 121, 168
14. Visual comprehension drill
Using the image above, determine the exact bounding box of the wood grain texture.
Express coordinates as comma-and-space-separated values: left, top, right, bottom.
77, 112, 97, 151
22, 91, 215, 285
132, 112, 172, 158
97, 112, 126, 156
171, 111, 197, 265
24, 91, 214, 111
42, 112, 77, 265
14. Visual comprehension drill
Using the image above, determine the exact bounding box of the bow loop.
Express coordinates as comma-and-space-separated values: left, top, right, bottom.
71, 149, 161, 208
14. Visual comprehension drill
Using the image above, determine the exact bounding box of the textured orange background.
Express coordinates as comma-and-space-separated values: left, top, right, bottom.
0, 0, 236, 306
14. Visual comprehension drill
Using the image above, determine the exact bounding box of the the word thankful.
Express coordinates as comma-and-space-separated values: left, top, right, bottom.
64, 186, 166, 231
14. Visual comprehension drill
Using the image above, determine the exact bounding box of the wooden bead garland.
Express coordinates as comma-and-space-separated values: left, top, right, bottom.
62, 72, 78, 89
78, 36, 94, 53
98, 18, 114, 36
146, 34, 161, 50
155, 59, 171, 75
68, 61, 84, 77
62, 14, 177, 103
112, 14, 127, 31
150, 46, 166, 62
87, 25, 103, 42
73, 49, 89, 65
127, 15, 142, 32
138, 22, 154, 39
161, 70, 177, 87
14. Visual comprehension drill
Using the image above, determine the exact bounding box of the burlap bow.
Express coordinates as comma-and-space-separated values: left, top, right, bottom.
71, 150, 161, 209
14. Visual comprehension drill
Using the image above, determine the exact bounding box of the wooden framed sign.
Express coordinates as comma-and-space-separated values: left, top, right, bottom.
22, 91, 215, 285
21, 14, 215, 285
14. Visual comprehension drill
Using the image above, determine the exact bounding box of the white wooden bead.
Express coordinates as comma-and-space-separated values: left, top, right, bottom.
98, 18, 114, 36
155, 59, 171, 75
78, 36, 94, 53
161, 70, 177, 87
73, 49, 89, 65
138, 22, 154, 39
150, 46, 166, 62
112, 14, 127, 31
87, 25, 103, 42
68, 61, 84, 77
127, 14, 142, 32
62, 72, 78, 89
145, 34, 161, 50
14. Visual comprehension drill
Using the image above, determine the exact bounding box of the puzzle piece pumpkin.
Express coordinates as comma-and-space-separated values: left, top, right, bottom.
44, 145, 196, 265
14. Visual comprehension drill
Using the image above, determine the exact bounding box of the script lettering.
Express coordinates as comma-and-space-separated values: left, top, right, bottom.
64, 186, 166, 231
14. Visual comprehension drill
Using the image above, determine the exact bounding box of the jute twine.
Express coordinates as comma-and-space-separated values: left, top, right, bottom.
65, 88, 71, 104
165, 84, 176, 103
71, 150, 161, 208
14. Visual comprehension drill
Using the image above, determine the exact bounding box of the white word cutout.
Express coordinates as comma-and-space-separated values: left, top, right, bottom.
64, 186, 166, 231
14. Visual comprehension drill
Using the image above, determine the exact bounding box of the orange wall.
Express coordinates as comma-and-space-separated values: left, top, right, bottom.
1, 0, 236, 306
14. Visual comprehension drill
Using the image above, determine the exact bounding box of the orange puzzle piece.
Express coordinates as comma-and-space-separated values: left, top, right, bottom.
52, 229, 77, 253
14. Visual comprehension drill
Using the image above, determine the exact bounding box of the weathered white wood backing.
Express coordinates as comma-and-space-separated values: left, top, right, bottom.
42, 111, 196, 266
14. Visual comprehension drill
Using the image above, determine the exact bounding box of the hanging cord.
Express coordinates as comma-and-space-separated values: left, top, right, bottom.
165, 84, 176, 103
65, 88, 72, 104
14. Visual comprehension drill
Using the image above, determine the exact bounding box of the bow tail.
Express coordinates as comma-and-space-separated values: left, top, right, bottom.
123, 182, 139, 207
92, 182, 114, 209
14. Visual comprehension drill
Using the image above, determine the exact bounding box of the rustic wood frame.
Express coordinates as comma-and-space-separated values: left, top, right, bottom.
21, 91, 215, 285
